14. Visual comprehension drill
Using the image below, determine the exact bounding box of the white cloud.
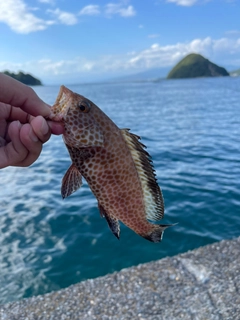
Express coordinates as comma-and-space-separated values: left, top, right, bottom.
167, 0, 198, 6
0, 1, 136, 34
38, 0, 55, 4
105, 3, 136, 17
225, 30, 240, 36
0, 0, 53, 34
125, 37, 240, 70
79, 5, 100, 16
39, 58, 96, 74
2, 36, 240, 83
47, 8, 78, 25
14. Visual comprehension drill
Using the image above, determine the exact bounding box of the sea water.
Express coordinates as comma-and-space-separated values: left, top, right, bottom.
0, 77, 240, 303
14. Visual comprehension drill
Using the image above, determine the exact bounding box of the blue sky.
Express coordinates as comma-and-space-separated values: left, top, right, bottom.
0, 0, 240, 84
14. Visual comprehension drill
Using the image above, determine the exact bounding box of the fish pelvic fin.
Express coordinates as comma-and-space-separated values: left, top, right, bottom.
142, 224, 176, 243
120, 129, 164, 222
98, 203, 120, 240
61, 163, 82, 199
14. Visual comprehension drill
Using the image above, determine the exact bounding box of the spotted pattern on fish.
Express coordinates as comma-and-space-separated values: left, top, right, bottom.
50, 86, 174, 242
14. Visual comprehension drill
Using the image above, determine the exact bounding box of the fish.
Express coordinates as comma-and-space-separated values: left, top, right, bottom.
50, 85, 174, 242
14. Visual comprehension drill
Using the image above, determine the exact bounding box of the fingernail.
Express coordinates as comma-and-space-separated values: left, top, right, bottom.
16, 120, 22, 128
29, 128, 39, 142
41, 119, 49, 135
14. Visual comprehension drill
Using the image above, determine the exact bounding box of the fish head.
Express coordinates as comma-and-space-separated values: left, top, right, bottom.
50, 85, 104, 148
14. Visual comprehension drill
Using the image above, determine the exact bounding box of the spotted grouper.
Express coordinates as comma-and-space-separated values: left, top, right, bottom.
50, 86, 174, 242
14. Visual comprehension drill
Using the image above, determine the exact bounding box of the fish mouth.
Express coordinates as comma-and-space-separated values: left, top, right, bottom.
49, 85, 72, 121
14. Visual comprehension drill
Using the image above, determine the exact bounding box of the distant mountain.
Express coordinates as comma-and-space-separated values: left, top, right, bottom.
230, 69, 240, 77
109, 67, 171, 83
167, 53, 229, 79
3, 71, 42, 85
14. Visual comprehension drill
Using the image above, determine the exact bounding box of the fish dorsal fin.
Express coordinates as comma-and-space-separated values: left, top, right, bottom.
121, 129, 164, 221
61, 164, 82, 199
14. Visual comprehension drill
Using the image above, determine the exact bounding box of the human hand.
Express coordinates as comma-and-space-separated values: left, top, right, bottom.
0, 73, 64, 168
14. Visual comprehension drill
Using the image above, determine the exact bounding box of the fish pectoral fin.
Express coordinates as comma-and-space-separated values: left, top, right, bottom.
98, 203, 120, 240
61, 164, 82, 199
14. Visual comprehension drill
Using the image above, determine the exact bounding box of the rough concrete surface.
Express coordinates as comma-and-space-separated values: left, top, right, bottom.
0, 237, 240, 320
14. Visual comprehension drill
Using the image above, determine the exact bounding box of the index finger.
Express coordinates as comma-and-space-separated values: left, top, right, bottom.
0, 73, 51, 118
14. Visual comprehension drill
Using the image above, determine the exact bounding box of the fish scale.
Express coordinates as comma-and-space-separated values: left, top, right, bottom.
50, 85, 174, 242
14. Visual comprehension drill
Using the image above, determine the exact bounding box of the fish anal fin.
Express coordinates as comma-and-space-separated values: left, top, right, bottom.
98, 203, 106, 218
143, 224, 176, 243
61, 163, 82, 199
98, 203, 120, 240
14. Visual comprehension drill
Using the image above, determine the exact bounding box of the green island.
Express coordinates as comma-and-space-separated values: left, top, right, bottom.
2, 71, 42, 86
167, 53, 229, 79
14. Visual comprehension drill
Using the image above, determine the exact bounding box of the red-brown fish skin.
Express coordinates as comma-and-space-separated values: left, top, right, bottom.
50, 85, 173, 242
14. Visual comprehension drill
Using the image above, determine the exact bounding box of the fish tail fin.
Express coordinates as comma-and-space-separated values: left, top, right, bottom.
142, 224, 177, 243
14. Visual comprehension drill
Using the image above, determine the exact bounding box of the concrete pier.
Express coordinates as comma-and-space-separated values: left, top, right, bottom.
1, 237, 239, 320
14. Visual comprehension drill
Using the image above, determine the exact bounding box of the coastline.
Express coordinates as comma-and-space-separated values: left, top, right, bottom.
1, 236, 239, 319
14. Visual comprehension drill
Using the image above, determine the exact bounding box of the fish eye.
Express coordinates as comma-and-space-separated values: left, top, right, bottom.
77, 100, 91, 113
